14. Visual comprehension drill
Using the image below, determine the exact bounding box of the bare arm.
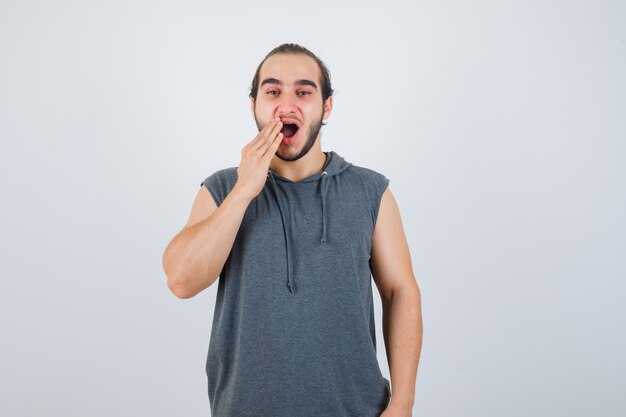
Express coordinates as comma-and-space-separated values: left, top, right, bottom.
162, 184, 253, 299
162, 117, 285, 299
371, 188, 422, 414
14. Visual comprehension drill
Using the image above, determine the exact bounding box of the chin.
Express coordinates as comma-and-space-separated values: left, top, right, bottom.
275, 148, 303, 162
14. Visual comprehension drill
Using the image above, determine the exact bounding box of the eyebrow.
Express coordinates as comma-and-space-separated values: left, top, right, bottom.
260, 78, 318, 90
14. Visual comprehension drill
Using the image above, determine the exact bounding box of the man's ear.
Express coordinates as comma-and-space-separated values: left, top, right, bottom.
250, 98, 255, 119
322, 96, 333, 121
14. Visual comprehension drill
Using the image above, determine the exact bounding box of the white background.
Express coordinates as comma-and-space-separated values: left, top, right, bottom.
1, 1, 624, 416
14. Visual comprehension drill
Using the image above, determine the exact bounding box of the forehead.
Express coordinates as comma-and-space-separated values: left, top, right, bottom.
259, 53, 322, 86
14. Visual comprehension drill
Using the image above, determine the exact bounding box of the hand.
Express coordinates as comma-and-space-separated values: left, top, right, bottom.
379, 401, 412, 417
233, 118, 284, 201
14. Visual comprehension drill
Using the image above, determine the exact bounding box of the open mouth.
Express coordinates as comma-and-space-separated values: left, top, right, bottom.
280, 123, 299, 139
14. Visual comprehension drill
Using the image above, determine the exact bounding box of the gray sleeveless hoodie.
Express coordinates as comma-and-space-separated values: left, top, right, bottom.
200, 150, 391, 417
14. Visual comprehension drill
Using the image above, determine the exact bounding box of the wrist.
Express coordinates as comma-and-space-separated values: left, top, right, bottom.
230, 184, 255, 204
388, 397, 414, 412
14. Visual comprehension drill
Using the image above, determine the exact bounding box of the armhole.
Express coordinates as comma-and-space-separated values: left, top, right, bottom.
200, 183, 220, 208
200, 168, 237, 208
372, 175, 390, 231
200, 173, 223, 208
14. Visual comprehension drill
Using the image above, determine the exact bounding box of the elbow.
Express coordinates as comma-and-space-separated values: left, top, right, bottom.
164, 262, 205, 299
163, 249, 195, 299
167, 274, 196, 299
162, 245, 217, 299
161, 243, 193, 299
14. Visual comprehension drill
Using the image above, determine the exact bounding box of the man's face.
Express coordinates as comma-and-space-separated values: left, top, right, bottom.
252, 53, 332, 162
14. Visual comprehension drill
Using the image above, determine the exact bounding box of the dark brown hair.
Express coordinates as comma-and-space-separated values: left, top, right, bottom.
248, 43, 335, 103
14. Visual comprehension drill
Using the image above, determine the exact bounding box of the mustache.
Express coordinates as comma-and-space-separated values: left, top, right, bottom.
277, 115, 301, 123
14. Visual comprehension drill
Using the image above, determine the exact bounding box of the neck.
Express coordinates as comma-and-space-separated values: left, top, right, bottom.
269, 148, 328, 183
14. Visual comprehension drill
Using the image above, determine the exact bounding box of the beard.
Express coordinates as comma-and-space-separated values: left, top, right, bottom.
254, 108, 324, 162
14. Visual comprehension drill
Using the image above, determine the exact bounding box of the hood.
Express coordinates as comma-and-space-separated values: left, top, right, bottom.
266, 151, 352, 294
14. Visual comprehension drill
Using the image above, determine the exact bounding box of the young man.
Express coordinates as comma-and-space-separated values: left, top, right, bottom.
162, 43, 422, 417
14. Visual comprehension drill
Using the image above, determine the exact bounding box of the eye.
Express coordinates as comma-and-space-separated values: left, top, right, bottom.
298, 91, 311, 96
267, 90, 279, 95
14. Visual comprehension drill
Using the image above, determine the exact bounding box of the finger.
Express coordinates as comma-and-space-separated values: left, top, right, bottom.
259, 129, 282, 156
262, 132, 283, 160
257, 125, 280, 157
254, 119, 283, 152
245, 123, 272, 149
261, 119, 283, 146
246, 119, 280, 148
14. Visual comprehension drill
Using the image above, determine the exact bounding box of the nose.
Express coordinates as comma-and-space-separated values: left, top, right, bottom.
275, 92, 298, 116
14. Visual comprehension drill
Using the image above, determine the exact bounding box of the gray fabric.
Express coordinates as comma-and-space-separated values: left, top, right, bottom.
200, 150, 391, 417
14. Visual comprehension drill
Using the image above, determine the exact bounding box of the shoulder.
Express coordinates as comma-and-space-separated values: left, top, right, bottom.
200, 167, 238, 207
201, 167, 238, 189
342, 164, 391, 227
347, 164, 389, 180
344, 164, 390, 195
201, 166, 238, 184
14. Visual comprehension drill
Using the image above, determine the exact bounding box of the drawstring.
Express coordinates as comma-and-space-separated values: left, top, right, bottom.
320, 171, 329, 243
266, 169, 331, 294
267, 171, 295, 293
